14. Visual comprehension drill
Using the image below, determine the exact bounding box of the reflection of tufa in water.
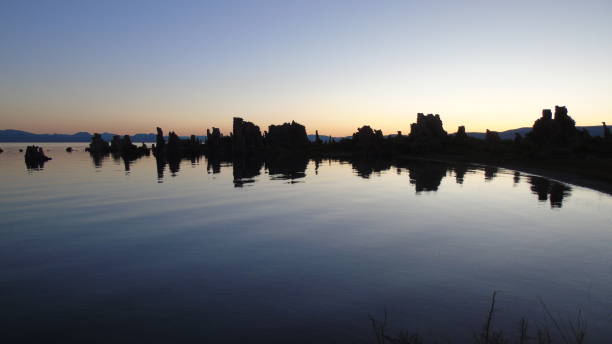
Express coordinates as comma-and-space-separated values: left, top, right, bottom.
528, 176, 572, 208
233, 156, 264, 187
266, 155, 308, 183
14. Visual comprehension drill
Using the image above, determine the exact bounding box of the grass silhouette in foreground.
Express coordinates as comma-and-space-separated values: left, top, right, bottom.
368, 292, 587, 344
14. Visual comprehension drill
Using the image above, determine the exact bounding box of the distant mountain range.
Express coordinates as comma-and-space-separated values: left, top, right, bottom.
0, 126, 607, 143
0, 130, 205, 143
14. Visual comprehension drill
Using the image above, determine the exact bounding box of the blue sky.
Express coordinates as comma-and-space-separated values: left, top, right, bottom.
1, 0, 611, 135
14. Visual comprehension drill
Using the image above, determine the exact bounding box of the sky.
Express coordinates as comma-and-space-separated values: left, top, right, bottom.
1, 0, 611, 136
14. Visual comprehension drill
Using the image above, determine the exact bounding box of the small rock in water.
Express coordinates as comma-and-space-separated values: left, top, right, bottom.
66, 147, 73, 152
19, 149, 23, 152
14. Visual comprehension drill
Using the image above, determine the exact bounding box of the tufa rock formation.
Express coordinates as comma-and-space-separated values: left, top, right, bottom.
86, 133, 111, 154
410, 113, 447, 139
352, 125, 383, 150
267, 120, 309, 150
315, 130, 323, 145
25, 145, 51, 169
206, 127, 232, 156
233, 117, 263, 154
454, 126, 468, 141
153, 127, 205, 160
206, 128, 222, 149
166, 131, 181, 155
529, 106, 578, 145
553, 106, 577, 139
107, 134, 149, 159
453, 125, 469, 143
485, 129, 501, 143
155, 127, 166, 155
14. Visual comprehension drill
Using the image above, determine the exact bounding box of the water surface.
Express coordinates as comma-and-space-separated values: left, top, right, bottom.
1, 143, 611, 343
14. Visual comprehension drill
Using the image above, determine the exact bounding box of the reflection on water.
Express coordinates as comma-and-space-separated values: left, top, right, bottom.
29, 147, 579, 208
267, 155, 308, 183
528, 176, 572, 208
484, 165, 498, 181
2, 143, 612, 343
408, 161, 447, 193
25, 158, 47, 170
233, 156, 264, 187
148, 153, 576, 208
18, 144, 580, 209
453, 164, 472, 184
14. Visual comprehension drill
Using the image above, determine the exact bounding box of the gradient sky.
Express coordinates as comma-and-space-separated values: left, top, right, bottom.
1, 0, 611, 136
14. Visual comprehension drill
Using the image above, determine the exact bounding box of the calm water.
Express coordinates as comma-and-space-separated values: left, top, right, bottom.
1, 143, 611, 343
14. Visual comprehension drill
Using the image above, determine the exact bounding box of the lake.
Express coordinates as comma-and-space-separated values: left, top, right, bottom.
1, 143, 611, 343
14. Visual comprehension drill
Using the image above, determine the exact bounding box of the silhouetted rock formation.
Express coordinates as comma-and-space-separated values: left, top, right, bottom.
205, 127, 232, 157
66, 147, 73, 152
110, 135, 121, 152
528, 176, 571, 208
530, 109, 554, 144
154, 127, 165, 156
410, 113, 447, 139
206, 128, 222, 151
0, 147, 4, 154
233, 117, 263, 155
485, 130, 501, 143
529, 106, 578, 145
166, 131, 181, 155
352, 125, 384, 151
455, 126, 468, 140
267, 120, 309, 150
182, 135, 202, 156
86, 133, 111, 154
152, 128, 204, 160
109, 134, 149, 159
407, 113, 449, 152
24, 145, 51, 169
45, 105, 610, 187
554, 106, 577, 140
315, 130, 323, 145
